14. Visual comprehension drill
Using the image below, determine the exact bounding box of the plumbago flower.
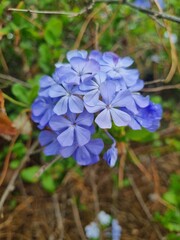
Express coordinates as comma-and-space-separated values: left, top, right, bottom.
31, 50, 163, 167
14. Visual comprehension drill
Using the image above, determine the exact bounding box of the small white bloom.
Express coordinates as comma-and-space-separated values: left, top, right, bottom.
85, 222, 100, 239
98, 211, 111, 225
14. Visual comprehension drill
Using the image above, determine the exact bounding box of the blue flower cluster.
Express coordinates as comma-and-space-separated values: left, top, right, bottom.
31, 50, 162, 166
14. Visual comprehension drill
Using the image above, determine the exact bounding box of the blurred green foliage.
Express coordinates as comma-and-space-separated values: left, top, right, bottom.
155, 174, 180, 239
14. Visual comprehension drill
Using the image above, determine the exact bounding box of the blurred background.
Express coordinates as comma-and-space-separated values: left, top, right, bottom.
0, 0, 179, 239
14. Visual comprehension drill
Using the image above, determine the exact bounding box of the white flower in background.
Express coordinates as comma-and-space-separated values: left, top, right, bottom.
98, 211, 111, 225
164, 31, 178, 44
85, 222, 100, 239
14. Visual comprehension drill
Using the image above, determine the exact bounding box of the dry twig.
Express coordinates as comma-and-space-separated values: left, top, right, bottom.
0, 140, 39, 211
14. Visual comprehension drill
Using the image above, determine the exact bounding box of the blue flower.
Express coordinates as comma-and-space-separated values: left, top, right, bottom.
49, 110, 94, 147
112, 219, 122, 240
100, 52, 139, 87
104, 145, 118, 167
124, 102, 163, 131
80, 71, 107, 105
73, 138, 104, 165
39, 130, 61, 156
31, 96, 56, 129
57, 57, 100, 85
85, 81, 137, 129
85, 222, 100, 239
38, 75, 56, 97
49, 83, 84, 115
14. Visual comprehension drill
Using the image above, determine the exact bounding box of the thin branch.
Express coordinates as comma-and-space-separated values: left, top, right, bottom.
8, 1, 95, 17
144, 79, 165, 85
0, 73, 31, 88
0, 140, 39, 211
71, 197, 86, 240
52, 193, 64, 240
95, 0, 180, 24
35, 156, 61, 178
128, 175, 163, 240
142, 83, 180, 92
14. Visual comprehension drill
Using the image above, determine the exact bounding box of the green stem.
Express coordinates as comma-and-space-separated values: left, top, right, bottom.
3, 93, 28, 107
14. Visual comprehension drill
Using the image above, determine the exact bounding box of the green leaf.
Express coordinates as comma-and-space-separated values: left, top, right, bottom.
44, 17, 62, 46
41, 174, 56, 193
126, 128, 158, 142
21, 166, 40, 183
12, 83, 29, 104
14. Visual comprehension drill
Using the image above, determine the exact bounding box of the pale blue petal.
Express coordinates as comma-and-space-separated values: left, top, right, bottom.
70, 57, 87, 73
100, 81, 116, 104
49, 85, 67, 98
75, 126, 91, 146
85, 100, 105, 113
132, 94, 150, 108
44, 141, 60, 156
76, 110, 94, 126
40, 75, 55, 88
53, 97, 68, 115
83, 59, 100, 74
83, 90, 100, 105
128, 79, 144, 92
49, 115, 71, 131
95, 109, 112, 129
116, 57, 133, 68
69, 95, 84, 113
57, 127, 74, 146
67, 50, 87, 61
111, 90, 138, 114
120, 69, 139, 86
39, 130, 56, 146
59, 144, 77, 158
86, 139, 104, 155
110, 108, 131, 126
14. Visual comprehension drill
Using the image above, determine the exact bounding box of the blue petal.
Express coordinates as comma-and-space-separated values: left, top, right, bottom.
86, 139, 104, 155
76, 110, 94, 126
128, 79, 144, 92
39, 109, 52, 127
132, 94, 150, 108
120, 69, 139, 86
100, 81, 116, 104
117, 57, 133, 68
110, 108, 131, 126
53, 96, 68, 115
83, 59, 100, 74
67, 50, 87, 61
49, 115, 71, 131
69, 95, 84, 113
85, 100, 105, 113
39, 130, 56, 146
57, 127, 75, 146
111, 90, 138, 114
44, 141, 60, 156
104, 146, 118, 167
70, 57, 87, 73
59, 144, 77, 158
75, 126, 91, 146
49, 85, 67, 98
32, 99, 46, 116
89, 50, 102, 61
95, 109, 112, 129
40, 75, 55, 88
